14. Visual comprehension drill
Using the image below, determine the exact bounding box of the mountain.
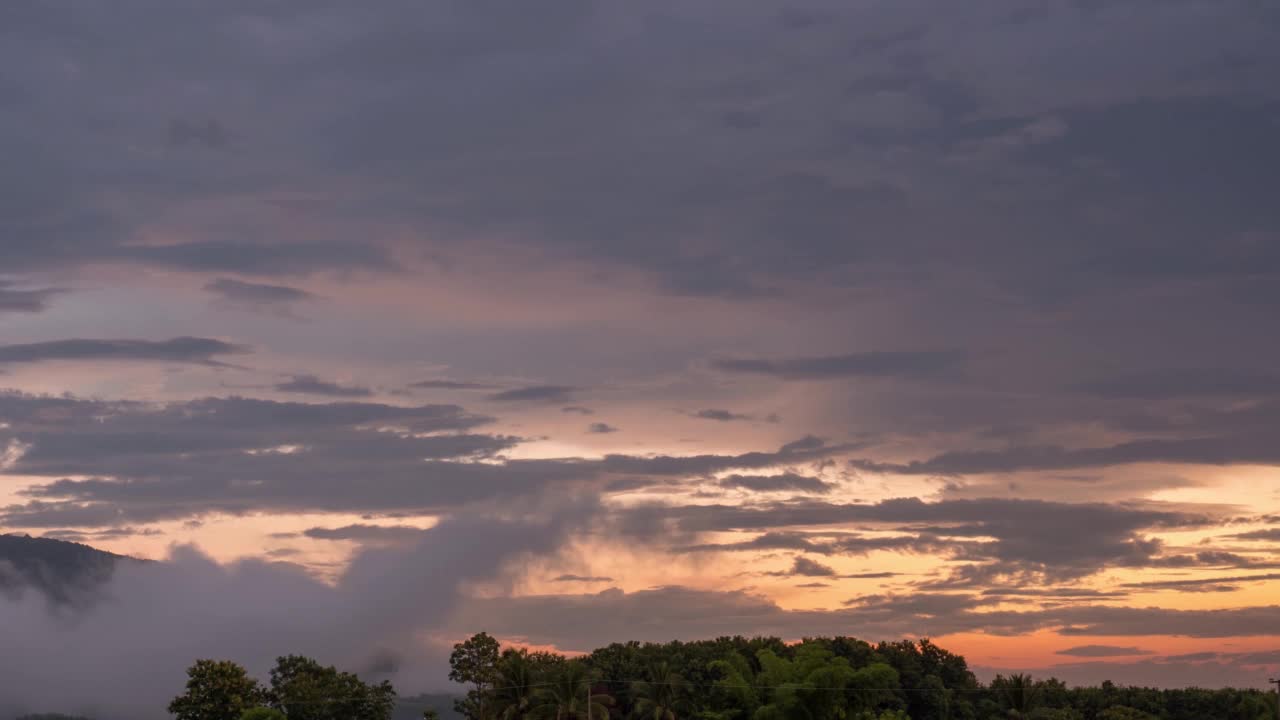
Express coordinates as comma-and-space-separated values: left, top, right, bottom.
0, 533, 145, 604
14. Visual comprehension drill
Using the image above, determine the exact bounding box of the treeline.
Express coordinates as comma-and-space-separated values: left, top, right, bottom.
446, 633, 1278, 720
168, 655, 394, 720
161, 634, 1278, 720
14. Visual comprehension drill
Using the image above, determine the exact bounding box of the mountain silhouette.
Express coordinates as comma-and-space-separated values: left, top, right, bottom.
0, 533, 148, 604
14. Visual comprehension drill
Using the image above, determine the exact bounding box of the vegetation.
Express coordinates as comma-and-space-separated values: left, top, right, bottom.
440, 633, 1278, 720
167, 655, 394, 720
30, 632, 1268, 720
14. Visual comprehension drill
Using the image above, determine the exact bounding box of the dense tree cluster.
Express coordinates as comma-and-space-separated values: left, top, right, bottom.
446, 633, 1279, 720
167, 655, 394, 720
138, 634, 1280, 720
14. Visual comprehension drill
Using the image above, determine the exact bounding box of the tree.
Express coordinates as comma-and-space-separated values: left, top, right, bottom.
268, 654, 396, 720
168, 659, 266, 720
493, 649, 543, 720
1098, 708, 1158, 720
631, 661, 690, 720
240, 710, 286, 720
991, 674, 1042, 719
532, 662, 614, 720
451, 632, 503, 720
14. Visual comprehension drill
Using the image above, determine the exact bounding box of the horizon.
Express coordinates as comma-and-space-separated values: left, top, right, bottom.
1, 0, 1279, 716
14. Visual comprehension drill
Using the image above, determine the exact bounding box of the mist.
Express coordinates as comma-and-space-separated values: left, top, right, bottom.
0, 511, 576, 720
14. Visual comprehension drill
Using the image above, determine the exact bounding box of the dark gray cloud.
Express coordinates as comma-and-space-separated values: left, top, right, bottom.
0, 337, 250, 366
1, 0, 1279, 686
1230, 528, 1280, 541
204, 278, 317, 308
713, 351, 964, 381
1120, 572, 1280, 593
488, 385, 577, 403
0, 391, 849, 527
788, 556, 836, 577
454, 585, 1280, 656
552, 574, 614, 583
410, 379, 497, 391
1073, 368, 1280, 399
586, 422, 618, 434
114, 242, 395, 277
275, 375, 374, 398
2, 508, 585, 718
718, 472, 834, 494
0, 281, 62, 314
852, 434, 1280, 475
168, 118, 230, 150
650, 497, 1220, 583
301, 524, 424, 544
693, 409, 752, 422
1055, 645, 1153, 658
560, 406, 594, 415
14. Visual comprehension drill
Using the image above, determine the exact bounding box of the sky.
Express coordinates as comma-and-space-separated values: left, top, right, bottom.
2, 0, 1280, 714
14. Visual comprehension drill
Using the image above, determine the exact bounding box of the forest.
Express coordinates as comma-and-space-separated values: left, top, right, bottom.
145, 633, 1278, 720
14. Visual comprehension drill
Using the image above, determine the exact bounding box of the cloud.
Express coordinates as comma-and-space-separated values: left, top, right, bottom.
1230, 528, 1280, 541
0, 508, 583, 719
1072, 368, 1280, 399
586, 423, 618, 434
168, 118, 231, 149
0, 391, 848, 527
453, 585, 1280, 658
275, 375, 374, 398
301, 524, 425, 544
488, 386, 577, 403
114, 241, 395, 277
651, 497, 1217, 583
0, 281, 63, 314
718, 472, 834, 494
1055, 645, 1153, 658
1120, 572, 1280, 593
552, 574, 614, 583
410, 380, 497, 390
0, 337, 251, 366
693, 409, 753, 422
561, 406, 594, 415
788, 557, 836, 577
204, 278, 317, 310
712, 351, 964, 380
851, 435, 1280, 475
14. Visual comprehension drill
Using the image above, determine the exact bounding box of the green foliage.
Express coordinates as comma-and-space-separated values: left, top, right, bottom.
165, 635, 1278, 720
268, 654, 396, 720
630, 661, 690, 720
1098, 708, 1158, 720
450, 633, 503, 720
530, 661, 614, 720
240, 709, 287, 720
991, 673, 1042, 718
492, 649, 544, 720
168, 659, 266, 720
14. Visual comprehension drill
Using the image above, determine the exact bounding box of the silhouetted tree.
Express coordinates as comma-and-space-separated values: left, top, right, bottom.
532, 662, 613, 720
268, 654, 395, 720
168, 659, 266, 720
630, 661, 689, 720
451, 632, 502, 720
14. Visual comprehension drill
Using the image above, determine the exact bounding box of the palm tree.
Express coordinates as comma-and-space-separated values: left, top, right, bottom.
494, 651, 541, 720
630, 661, 689, 720
996, 674, 1041, 719
532, 662, 613, 720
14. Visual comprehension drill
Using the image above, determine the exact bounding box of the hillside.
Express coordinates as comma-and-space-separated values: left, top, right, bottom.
0, 533, 144, 604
